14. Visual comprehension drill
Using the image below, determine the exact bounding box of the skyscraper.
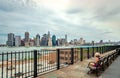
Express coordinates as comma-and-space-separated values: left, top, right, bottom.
25, 32, 29, 42
41, 34, 48, 46
48, 38, 52, 46
100, 40, 103, 44
48, 31, 50, 39
15, 36, 21, 47
65, 34, 67, 43
52, 35, 56, 46
6, 33, 15, 46
36, 34, 40, 46
91, 41, 94, 46
24, 32, 29, 47
47, 31, 52, 46
56, 38, 66, 46
79, 37, 84, 45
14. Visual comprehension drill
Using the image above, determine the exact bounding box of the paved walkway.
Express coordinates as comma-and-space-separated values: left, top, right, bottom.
38, 59, 96, 78
99, 56, 120, 78
37, 50, 116, 78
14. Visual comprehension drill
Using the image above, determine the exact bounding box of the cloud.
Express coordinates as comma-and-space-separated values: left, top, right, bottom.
92, 8, 120, 22
0, 0, 120, 44
104, 32, 112, 34
67, 8, 82, 14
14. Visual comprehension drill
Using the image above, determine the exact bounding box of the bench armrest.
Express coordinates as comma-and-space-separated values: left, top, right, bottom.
87, 62, 96, 68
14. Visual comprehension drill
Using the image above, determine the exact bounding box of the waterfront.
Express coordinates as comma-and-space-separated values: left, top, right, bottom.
0, 45, 119, 78
0, 47, 52, 53
0, 45, 101, 61
0, 46, 98, 53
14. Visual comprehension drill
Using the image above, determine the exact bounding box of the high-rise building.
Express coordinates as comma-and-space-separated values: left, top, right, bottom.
56, 38, 66, 46
61, 38, 66, 46
24, 32, 30, 47
52, 35, 56, 46
21, 40, 24, 46
83, 40, 86, 44
29, 39, 35, 46
56, 39, 60, 46
100, 40, 103, 44
48, 31, 50, 39
79, 38, 84, 45
36, 34, 40, 46
48, 38, 52, 46
47, 31, 52, 46
91, 41, 94, 46
74, 39, 77, 45
25, 32, 29, 42
6, 33, 15, 46
65, 34, 67, 43
15, 36, 21, 47
69, 40, 74, 45
41, 34, 48, 46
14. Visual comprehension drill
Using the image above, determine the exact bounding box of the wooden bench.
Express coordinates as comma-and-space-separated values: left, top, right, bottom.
87, 51, 119, 76
87, 57, 104, 76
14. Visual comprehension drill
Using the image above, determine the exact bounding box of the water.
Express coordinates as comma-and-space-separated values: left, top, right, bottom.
0, 47, 50, 61
0, 47, 47, 53
0, 45, 99, 61
0, 45, 99, 53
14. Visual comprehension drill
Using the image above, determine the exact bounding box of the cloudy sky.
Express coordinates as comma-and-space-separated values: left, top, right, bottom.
0, 0, 120, 44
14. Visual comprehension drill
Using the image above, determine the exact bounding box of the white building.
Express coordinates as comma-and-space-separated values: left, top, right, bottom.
48, 38, 52, 46
79, 38, 85, 45
47, 31, 52, 46
36, 34, 40, 46
15, 36, 21, 47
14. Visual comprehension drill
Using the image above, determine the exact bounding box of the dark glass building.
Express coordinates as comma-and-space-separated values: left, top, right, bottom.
40, 34, 48, 46
6, 33, 15, 46
52, 35, 56, 46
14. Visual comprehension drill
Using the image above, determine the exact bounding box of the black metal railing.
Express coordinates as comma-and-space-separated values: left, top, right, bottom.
0, 45, 120, 78
37, 50, 57, 76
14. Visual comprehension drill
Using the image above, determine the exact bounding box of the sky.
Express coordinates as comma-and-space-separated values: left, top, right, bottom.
0, 0, 120, 44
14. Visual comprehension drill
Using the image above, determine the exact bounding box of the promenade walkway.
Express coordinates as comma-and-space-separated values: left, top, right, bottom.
38, 50, 116, 78
99, 56, 120, 78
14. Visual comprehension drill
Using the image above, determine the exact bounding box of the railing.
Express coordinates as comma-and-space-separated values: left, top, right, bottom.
0, 45, 120, 78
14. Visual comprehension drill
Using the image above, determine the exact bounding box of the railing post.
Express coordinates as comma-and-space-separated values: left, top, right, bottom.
102, 46, 104, 54
101, 47, 102, 54
57, 49, 60, 70
87, 47, 90, 59
71, 48, 74, 64
106, 46, 108, 52
97, 47, 98, 52
109, 46, 110, 51
34, 50, 37, 77
80, 48, 83, 61
92, 47, 94, 57
100, 47, 102, 54
104, 46, 107, 53
2, 53, 4, 78
103, 46, 105, 53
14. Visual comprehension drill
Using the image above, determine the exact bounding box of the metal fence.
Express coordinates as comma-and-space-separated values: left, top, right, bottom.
0, 45, 120, 78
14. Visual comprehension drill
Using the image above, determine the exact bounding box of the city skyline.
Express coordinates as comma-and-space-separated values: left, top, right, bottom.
6, 31, 70, 46
0, 0, 120, 44
5, 31, 120, 47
